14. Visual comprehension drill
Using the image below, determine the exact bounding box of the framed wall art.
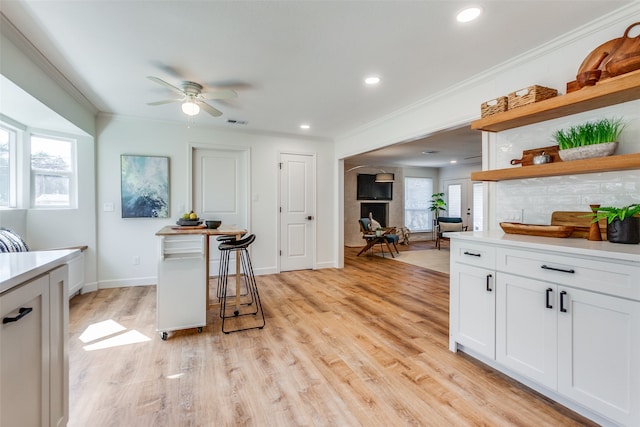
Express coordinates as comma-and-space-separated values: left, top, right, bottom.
120, 155, 169, 218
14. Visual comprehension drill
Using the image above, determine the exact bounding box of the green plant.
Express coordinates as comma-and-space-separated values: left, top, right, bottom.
592, 204, 640, 224
553, 117, 627, 150
429, 192, 447, 219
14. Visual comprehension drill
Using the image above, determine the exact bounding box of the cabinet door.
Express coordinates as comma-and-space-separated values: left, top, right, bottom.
558, 287, 640, 426
450, 263, 495, 358
49, 265, 69, 427
0, 275, 50, 427
496, 273, 557, 389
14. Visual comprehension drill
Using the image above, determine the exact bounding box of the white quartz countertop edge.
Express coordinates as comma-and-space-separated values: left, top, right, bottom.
0, 249, 81, 294
446, 231, 640, 263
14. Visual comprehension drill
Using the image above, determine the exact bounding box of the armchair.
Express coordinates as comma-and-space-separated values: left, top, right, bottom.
357, 218, 400, 258
435, 217, 467, 250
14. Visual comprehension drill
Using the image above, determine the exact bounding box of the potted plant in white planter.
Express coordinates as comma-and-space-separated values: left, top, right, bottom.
553, 117, 626, 161
592, 204, 640, 244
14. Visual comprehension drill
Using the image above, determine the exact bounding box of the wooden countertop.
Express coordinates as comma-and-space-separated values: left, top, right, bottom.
155, 226, 247, 236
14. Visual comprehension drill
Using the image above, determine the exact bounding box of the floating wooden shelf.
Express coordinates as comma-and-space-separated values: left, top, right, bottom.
471, 153, 640, 181
471, 69, 640, 132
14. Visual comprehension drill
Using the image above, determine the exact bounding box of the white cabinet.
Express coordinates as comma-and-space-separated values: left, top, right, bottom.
1, 274, 49, 427
0, 264, 68, 427
557, 286, 640, 427
449, 234, 640, 426
496, 273, 557, 389
449, 241, 496, 359
157, 235, 207, 340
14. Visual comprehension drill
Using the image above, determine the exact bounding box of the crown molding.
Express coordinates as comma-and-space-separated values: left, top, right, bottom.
0, 12, 99, 115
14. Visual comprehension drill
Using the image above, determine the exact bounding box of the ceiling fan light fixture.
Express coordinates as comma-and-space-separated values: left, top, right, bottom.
182, 101, 200, 116
375, 172, 394, 182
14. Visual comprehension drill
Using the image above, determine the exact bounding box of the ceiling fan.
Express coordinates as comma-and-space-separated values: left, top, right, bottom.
146, 76, 237, 117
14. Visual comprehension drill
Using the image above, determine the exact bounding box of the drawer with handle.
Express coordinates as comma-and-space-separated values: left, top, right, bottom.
451, 240, 496, 269
496, 247, 640, 301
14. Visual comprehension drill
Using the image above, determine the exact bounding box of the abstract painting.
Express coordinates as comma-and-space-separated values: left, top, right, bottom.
121, 155, 169, 218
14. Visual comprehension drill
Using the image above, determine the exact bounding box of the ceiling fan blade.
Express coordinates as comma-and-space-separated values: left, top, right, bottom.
198, 101, 223, 117
202, 89, 237, 100
147, 76, 184, 96
146, 99, 182, 106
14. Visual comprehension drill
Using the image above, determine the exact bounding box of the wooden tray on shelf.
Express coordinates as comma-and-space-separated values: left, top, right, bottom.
500, 222, 574, 238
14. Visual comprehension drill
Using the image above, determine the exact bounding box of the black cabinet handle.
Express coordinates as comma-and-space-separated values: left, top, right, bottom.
545, 288, 553, 309
560, 291, 568, 313
541, 265, 575, 274
464, 251, 481, 257
486, 274, 493, 292
3, 307, 33, 324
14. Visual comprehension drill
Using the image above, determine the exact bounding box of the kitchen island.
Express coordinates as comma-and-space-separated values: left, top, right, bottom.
448, 231, 639, 427
1, 249, 81, 427
155, 226, 246, 339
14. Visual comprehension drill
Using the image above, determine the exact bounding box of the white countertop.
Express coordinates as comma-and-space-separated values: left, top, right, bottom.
447, 231, 640, 263
0, 249, 81, 294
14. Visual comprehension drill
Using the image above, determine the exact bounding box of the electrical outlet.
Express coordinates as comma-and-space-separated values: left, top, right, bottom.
502, 210, 523, 222
133, 256, 140, 265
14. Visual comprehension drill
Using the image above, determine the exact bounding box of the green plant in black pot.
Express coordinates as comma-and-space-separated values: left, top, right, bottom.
592, 204, 640, 244
554, 117, 627, 161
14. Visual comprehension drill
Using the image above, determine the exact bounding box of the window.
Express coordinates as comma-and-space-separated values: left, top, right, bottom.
31, 134, 75, 208
473, 182, 484, 231
0, 126, 16, 207
447, 183, 462, 217
404, 177, 433, 232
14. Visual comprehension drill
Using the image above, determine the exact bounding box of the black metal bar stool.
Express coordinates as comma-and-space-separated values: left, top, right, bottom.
217, 234, 265, 333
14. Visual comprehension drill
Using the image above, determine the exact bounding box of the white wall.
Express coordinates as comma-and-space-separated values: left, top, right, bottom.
0, 28, 98, 290
95, 114, 335, 288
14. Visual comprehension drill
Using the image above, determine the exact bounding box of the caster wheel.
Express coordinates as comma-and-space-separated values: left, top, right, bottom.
161, 332, 168, 341
197, 327, 203, 333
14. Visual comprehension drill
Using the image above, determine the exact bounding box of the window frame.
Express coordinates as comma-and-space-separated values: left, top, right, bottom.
29, 132, 77, 209
0, 124, 17, 208
403, 176, 434, 232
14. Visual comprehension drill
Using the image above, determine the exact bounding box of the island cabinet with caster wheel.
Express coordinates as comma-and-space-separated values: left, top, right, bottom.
449, 232, 640, 427
156, 234, 207, 340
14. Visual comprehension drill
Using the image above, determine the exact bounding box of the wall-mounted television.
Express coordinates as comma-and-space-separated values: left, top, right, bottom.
357, 174, 393, 201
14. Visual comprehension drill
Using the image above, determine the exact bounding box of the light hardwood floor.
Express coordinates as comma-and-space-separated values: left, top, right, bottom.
68, 242, 596, 426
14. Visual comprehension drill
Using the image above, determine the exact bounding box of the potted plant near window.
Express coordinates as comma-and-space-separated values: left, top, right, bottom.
592, 204, 640, 244
553, 117, 626, 161
430, 192, 447, 220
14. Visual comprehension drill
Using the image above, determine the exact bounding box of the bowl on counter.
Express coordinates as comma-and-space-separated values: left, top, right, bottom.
205, 220, 222, 229
176, 218, 201, 226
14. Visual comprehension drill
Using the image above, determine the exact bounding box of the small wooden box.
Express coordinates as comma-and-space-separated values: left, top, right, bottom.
480, 96, 508, 118
508, 85, 558, 109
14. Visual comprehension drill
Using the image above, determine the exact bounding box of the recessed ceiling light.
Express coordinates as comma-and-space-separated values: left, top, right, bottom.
457, 7, 482, 23
364, 76, 381, 85
450, 160, 458, 164
300, 124, 310, 130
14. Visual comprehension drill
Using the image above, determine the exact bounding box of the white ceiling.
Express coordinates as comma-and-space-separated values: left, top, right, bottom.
0, 0, 631, 166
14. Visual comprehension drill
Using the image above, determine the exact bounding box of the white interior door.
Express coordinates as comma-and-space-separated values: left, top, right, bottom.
280, 153, 315, 271
192, 147, 249, 273
444, 178, 472, 229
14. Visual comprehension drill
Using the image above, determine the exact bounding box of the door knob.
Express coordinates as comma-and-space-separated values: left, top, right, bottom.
306, 215, 314, 220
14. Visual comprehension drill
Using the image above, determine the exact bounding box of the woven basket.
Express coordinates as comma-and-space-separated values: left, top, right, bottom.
508, 85, 558, 109
480, 96, 508, 118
